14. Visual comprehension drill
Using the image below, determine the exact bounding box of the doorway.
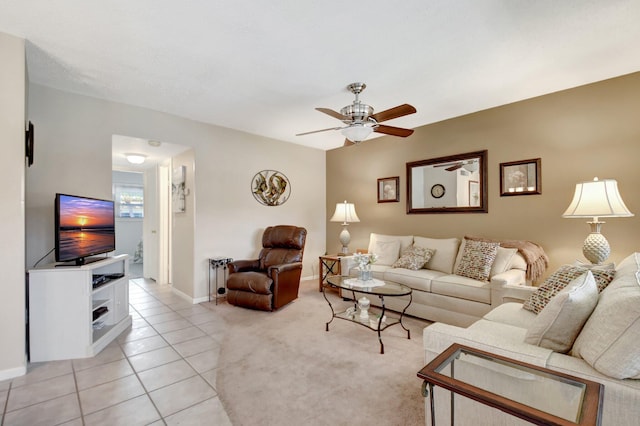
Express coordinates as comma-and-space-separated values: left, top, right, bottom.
112, 135, 190, 284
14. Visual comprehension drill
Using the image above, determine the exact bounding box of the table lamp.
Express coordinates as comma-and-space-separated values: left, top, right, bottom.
330, 200, 360, 255
562, 177, 633, 264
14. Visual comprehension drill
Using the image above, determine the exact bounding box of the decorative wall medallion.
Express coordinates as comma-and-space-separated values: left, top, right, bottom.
251, 170, 291, 206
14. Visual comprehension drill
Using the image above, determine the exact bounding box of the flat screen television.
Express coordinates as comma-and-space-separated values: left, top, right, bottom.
55, 193, 116, 266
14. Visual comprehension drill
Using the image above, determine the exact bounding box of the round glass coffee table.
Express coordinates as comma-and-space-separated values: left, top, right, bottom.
324, 275, 412, 354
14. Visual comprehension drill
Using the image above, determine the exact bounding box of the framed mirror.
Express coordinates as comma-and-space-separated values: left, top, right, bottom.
407, 150, 488, 214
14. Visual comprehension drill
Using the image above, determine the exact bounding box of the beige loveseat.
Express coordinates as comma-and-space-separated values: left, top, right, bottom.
340, 233, 543, 327
423, 252, 640, 425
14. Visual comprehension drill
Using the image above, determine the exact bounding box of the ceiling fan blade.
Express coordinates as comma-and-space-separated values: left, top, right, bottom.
296, 127, 343, 136
374, 125, 414, 137
370, 104, 416, 123
316, 107, 350, 121
343, 139, 355, 147
446, 164, 463, 171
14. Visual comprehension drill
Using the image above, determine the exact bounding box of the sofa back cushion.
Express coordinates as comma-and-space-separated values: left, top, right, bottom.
524, 271, 598, 353
371, 239, 401, 266
571, 253, 640, 379
367, 234, 413, 263
414, 236, 460, 274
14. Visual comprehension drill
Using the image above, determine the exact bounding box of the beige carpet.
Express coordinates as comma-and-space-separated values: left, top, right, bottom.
215, 278, 430, 425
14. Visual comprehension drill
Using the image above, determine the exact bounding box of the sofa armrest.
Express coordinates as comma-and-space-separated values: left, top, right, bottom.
491, 268, 526, 287
339, 255, 357, 276
490, 269, 536, 306
423, 322, 553, 367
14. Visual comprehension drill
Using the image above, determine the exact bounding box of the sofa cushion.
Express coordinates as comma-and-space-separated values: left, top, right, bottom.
524, 271, 598, 353
383, 268, 446, 292
371, 239, 401, 266
414, 236, 460, 274
367, 233, 413, 257
392, 245, 435, 270
431, 274, 491, 304
523, 264, 616, 313
571, 253, 640, 379
454, 238, 500, 281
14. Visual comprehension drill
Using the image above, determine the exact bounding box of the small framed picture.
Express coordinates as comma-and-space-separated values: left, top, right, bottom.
377, 176, 400, 203
500, 158, 541, 196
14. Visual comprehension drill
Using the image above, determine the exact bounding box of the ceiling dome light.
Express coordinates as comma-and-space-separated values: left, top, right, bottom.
341, 124, 374, 143
126, 153, 146, 164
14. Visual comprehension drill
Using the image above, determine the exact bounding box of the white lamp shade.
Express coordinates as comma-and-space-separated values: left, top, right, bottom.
330, 201, 360, 224
562, 178, 634, 219
341, 124, 374, 142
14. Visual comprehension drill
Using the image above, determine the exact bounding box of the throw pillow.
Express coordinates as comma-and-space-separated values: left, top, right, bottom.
392, 246, 436, 270
372, 240, 401, 266
454, 239, 500, 281
524, 271, 598, 353
491, 247, 519, 277
523, 265, 616, 314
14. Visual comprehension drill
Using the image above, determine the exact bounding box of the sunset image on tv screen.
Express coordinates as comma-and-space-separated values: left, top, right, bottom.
59, 196, 114, 229
57, 195, 115, 262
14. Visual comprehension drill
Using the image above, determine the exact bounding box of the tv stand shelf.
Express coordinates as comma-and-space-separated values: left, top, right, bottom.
28, 254, 131, 362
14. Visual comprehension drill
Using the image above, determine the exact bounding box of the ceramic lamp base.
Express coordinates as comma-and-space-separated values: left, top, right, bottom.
582, 221, 610, 264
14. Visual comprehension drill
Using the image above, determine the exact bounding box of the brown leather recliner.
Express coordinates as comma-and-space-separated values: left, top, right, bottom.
226, 225, 307, 311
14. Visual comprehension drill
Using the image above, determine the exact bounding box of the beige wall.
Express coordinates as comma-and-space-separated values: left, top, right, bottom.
327, 72, 640, 276
0, 32, 26, 379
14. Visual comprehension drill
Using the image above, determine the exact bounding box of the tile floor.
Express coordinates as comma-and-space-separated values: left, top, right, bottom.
0, 277, 232, 426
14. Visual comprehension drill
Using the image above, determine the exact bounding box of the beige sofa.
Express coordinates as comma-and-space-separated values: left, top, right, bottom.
340, 233, 539, 327
423, 252, 640, 425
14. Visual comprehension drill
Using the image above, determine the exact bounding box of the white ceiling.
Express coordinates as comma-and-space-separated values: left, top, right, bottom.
2, 1, 640, 151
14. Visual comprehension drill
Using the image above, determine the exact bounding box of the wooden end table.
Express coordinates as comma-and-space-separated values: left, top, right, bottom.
318, 255, 342, 292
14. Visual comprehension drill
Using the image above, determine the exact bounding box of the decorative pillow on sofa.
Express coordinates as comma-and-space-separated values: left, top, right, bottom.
523, 264, 616, 314
454, 239, 500, 282
524, 271, 598, 353
571, 253, 640, 379
392, 246, 436, 270
372, 240, 401, 266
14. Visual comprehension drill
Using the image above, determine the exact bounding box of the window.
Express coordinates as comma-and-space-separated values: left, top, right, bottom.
114, 184, 144, 218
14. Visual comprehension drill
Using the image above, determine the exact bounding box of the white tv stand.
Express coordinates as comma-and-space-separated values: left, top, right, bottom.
28, 254, 132, 362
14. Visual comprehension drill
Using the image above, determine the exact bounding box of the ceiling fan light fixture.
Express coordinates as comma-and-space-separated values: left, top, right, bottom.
341, 124, 374, 142
126, 153, 146, 164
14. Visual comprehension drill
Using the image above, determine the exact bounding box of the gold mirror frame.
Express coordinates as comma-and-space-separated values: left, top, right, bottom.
406, 150, 488, 214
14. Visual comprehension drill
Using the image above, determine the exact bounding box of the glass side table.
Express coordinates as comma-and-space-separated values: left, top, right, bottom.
417, 343, 603, 426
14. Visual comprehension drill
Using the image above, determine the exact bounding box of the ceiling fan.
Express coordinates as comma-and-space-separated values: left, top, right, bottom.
296, 82, 417, 146
435, 160, 479, 172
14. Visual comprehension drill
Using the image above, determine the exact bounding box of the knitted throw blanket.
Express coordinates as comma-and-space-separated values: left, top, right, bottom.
499, 240, 549, 284
465, 236, 549, 284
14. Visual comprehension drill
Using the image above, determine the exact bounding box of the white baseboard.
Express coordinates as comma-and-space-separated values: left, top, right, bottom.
0, 363, 27, 381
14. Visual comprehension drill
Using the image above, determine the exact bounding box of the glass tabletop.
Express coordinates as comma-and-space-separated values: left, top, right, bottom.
418, 344, 603, 425
326, 275, 412, 297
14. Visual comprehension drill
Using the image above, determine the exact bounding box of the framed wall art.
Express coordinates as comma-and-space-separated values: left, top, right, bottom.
500, 158, 541, 196
377, 176, 400, 203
